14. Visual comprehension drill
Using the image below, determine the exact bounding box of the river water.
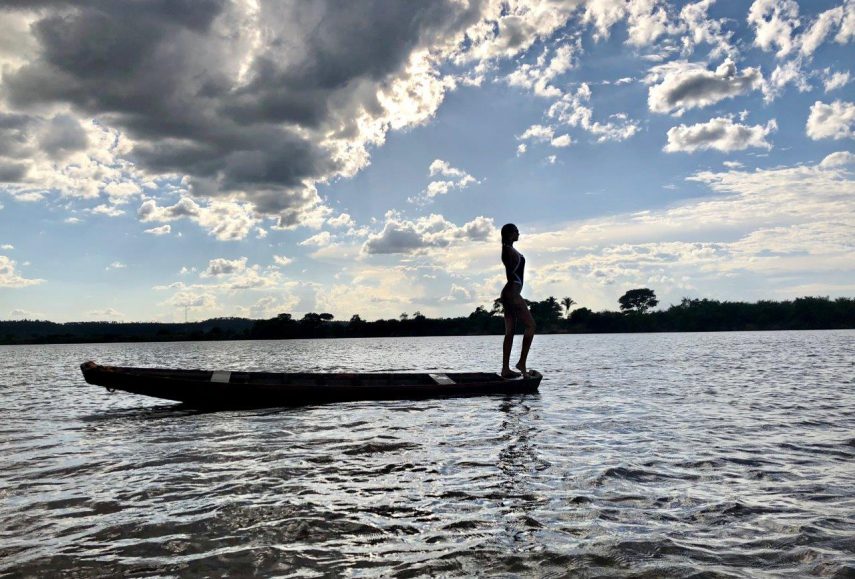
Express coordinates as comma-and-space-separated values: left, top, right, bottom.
1, 331, 853, 577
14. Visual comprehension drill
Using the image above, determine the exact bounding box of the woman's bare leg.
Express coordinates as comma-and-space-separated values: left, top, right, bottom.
502, 313, 520, 378
515, 306, 536, 375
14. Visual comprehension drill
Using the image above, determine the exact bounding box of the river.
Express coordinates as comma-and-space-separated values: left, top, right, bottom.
1, 331, 853, 576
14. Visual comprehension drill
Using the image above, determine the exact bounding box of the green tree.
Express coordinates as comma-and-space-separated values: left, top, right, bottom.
619, 288, 659, 313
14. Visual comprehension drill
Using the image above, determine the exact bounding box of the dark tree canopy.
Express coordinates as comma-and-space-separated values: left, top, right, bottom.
619, 288, 659, 313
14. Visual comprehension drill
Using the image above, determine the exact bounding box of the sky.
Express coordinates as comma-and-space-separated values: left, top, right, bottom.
0, 0, 853, 323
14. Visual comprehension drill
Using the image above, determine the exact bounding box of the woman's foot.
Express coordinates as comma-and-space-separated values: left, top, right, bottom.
515, 362, 528, 376
501, 368, 521, 379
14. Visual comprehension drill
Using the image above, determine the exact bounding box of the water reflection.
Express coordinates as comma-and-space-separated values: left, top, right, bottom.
1, 332, 853, 576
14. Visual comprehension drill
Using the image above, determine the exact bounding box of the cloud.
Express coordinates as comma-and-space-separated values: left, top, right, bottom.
143, 224, 171, 236
550, 134, 573, 148
748, 0, 855, 58
90, 204, 125, 217
37, 114, 89, 160
762, 58, 811, 102
10, 308, 44, 319
299, 231, 332, 247
204, 257, 247, 276
88, 307, 124, 319
646, 59, 763, 115
678, 0, 736, 59
748, 0, 801, 57
362, 213, 496, 254
429, 159, 467, 178
547, 83, 639, 142
439, 283, 473, 302
327, 213, 354, 228
800, 3, 846, 56
806, 100, 855, 140
273, 255, 293, 267
137, 197, 258, 240
0, 1, 493, 227
506, 42, 577, 98
518, 124, 554, 143
0, 113, 140, 203
102, 181, 141, 205
582, 0, 679, 46
1, 244, 13, 250
163, 291, 218, 310
664, 117, 777, 153
411, 159, 480, 204
105, 261, 126, 271
0, 255, 44, 287
247, 295, 299, 319
822, 69, 851, 92
819, 150, 855, 167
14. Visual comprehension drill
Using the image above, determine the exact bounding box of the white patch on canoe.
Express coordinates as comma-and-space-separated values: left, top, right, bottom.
429, 373, 455, 385
211, 371, 232, 383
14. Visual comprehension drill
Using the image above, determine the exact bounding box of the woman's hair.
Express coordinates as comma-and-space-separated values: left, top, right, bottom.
501, 223, 517, 244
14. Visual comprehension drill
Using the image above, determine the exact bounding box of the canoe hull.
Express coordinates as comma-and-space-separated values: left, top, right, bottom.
80, 361, 542, 408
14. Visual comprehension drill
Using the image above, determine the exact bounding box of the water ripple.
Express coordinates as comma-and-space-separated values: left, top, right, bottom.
1, 332, 854, 576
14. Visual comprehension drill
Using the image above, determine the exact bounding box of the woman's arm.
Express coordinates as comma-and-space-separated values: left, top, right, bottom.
501, 245, 515, 285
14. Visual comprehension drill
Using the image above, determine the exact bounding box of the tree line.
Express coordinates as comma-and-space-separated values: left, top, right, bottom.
1, 290, 853, 345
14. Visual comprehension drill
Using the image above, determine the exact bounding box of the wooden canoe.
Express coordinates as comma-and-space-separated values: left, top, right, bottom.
80, 361, 542, 408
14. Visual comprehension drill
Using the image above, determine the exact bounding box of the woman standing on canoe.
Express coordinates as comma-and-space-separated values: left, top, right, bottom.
500, 223, 535, 378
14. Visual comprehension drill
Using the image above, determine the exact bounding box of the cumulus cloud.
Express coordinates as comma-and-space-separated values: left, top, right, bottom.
0, 255, 44, 287
749, 0, 855, 58
439, 283, 473, 302
547, 83, 639, 142
748, 0, 801, 57
583, 0, 679, 46
806, 100, 855, 140
204, 257, 247, 277
327, 213, 354, 228
102, 181, 141, 205
299, 231, 332, 247
105, 261, 126, 271
363, 213, 496, 254
143, 224, 171, 236
678, 0, 736, 59
248, 295, 299, 319
137, 197, 258, 240
762, 58, 811, 102
273, 255, 293, 267
90, 204, 125, 217
163, 291, 218, 311
411, 159, 479, 204
517, 124, 555, 142
664, 117, 777, 152
822, 69, 851, 92
0, 1, 494, 229
646, 59, 763, 115
819, 150, 855, 167
506, 42, 577, 98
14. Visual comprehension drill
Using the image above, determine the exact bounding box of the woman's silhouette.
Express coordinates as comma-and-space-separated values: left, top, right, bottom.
500, 223, 535, 378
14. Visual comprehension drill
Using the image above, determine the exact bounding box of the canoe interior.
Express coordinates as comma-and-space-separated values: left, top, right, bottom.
87, 365, 516, 386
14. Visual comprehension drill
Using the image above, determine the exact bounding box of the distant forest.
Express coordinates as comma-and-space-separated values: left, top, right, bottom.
1, 290, 853, 345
